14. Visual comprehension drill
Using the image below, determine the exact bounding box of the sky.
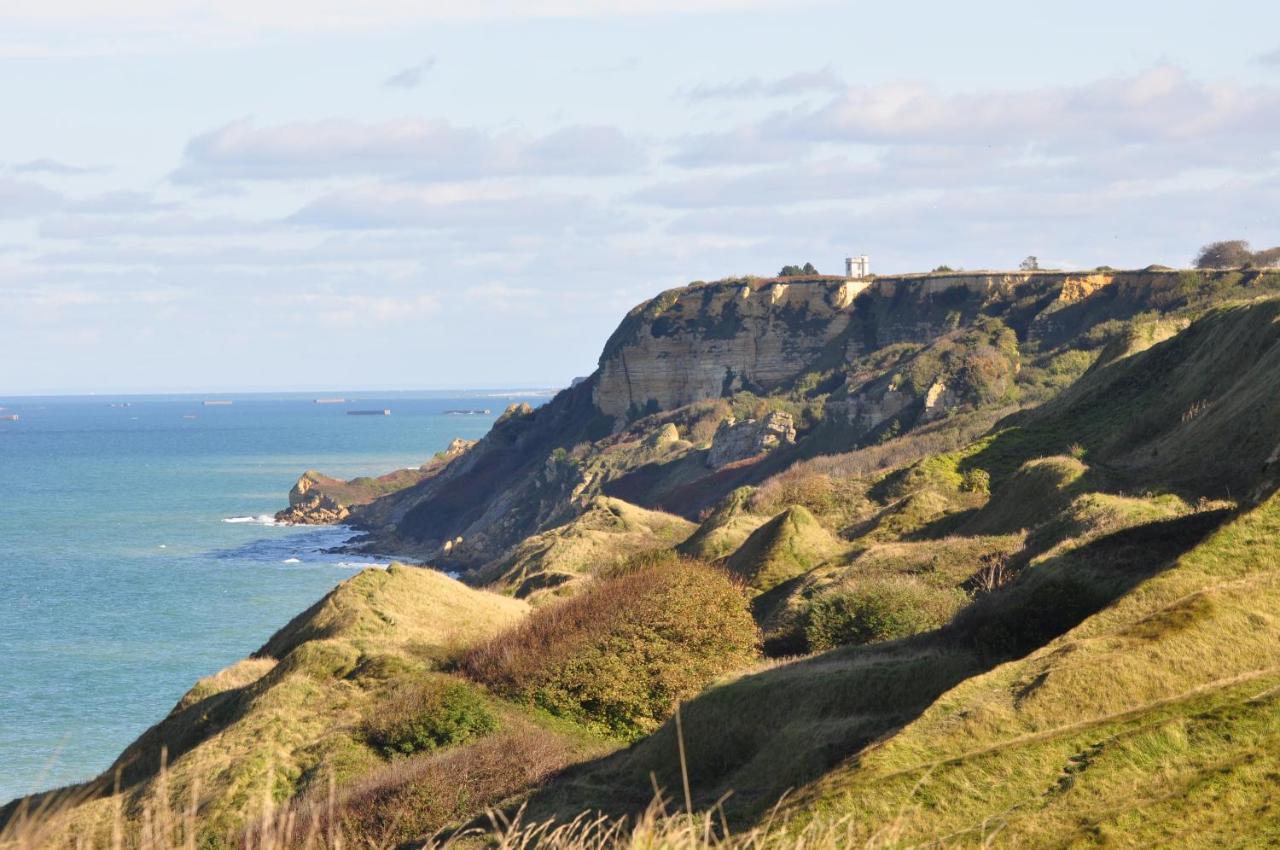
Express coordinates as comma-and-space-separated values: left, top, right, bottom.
3, 0, 1279, 394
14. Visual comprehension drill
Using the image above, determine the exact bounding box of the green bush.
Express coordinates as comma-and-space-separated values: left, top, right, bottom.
960, 468, 991, 494
462, 555, 758, 737
803, 579, 963, 651
364, 676, 498, 758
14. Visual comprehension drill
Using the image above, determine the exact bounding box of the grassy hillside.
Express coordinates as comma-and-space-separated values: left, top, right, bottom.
1, 566, 539, 844
787, 492, 1280, 846
471, 497, 695, 600
13, 274, 1280, 850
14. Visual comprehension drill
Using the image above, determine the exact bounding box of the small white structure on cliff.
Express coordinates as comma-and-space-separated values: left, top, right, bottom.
845, 255, 871, 278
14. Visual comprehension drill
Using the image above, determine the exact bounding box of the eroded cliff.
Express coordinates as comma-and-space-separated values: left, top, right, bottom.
593, 269, 1196, 418
346, 267, 1280, 572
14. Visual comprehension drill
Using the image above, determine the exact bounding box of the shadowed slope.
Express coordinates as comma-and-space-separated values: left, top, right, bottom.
781, 493, 1280, 846
525, 507, 1227, 827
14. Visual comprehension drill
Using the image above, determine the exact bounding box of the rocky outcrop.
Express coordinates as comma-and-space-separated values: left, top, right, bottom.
440, 437, 479, 459
595, 278, 867, 419
592, 269, 1210, 422
706, 412, 796, 469
346, 268, 1270, 570
275, 439, 478, 525
347, 378, 615, 566
275, 474, 352, 524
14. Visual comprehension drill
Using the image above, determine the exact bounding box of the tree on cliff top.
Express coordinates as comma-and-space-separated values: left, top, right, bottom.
1196, 240, 1280, 269
779, 262, 819, 277
1196, 240, 1254, 269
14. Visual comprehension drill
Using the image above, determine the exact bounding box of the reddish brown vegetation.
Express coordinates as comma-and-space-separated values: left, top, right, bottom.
292, 724, 584, 848
461, 556, 759, 736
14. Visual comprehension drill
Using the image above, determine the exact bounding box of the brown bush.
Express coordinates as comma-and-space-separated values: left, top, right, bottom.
295, 724, 582, 848
461, 555, 758, 737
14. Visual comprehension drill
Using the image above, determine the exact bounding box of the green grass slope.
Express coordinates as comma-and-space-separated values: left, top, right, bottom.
472, 497, 695, 600
723, 505, 842, 593
677, 487, 768, 560
966, 300, 1280, 496
2, 566, 532, 843
787, 492, 1280, 847
526, 501, 1231, 829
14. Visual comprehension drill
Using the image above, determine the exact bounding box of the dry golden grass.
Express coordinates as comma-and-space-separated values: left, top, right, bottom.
3, 566, 532, 845
473, 498, 695, 601
1, 780, 913, 850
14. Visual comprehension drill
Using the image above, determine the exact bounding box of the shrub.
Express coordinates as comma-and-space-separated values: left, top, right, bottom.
960, 468, 990, 494
803, 578, 964, 651
363, 676, 498, 758
1195, 239, 1253, 269
462, 556, 758, 737
302, 725, 584, 849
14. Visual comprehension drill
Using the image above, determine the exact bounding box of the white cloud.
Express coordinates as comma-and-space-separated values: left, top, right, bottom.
685, 66, 844, 100
667, 127, 807, 168
659, 66, 1280, 213
1259, 47, 1280, 67
67, 190, 178, 215
384, 57, 437, 89
668, 67, 1280, 176
0, 177, 64, 218
292, 292, 441, 326
173, 118, 644, 183
0, 1, 811, 55
287, 183, 635, 240
39, 214, 262, 240
11, 158, 107, 176
773, 65, 1280, 149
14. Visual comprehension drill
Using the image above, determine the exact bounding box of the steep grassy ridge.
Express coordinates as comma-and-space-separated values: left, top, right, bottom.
785, 493, 1280, 846
966, 300, 1280, 494
2, 567, 532, 843
349, 270, 1280, 574
17, 274, 1280, 850
472, 497, 695, 600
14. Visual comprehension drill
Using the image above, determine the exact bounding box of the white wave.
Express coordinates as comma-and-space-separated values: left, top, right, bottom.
335, 560, 391, 570
282, 557, 302, 564
222, 514, 282, 526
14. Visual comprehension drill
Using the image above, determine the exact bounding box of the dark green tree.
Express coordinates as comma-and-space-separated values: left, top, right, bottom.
779, 262, 819, 277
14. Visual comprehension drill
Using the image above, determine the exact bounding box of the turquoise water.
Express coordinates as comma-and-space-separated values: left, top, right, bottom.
0, 392, 517, 803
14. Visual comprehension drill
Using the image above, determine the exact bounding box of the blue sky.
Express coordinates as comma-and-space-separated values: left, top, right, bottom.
3, 0, 1279, 394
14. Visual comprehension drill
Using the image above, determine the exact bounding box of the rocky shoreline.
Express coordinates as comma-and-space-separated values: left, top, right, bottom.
273, 438, 477, 525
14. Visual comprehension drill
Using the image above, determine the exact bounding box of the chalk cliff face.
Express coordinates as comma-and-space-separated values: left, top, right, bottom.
341, 267, 1268, 569
592, 271, 1141, 420
594, 278, 867, 419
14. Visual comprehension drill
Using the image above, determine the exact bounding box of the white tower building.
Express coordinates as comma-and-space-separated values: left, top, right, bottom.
845, 255, 870, 278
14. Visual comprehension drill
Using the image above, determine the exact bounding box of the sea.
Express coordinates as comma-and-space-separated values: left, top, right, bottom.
0, 391, 535, 804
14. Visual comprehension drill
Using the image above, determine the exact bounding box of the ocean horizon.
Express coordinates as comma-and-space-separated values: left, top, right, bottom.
0, 390, 546, 803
